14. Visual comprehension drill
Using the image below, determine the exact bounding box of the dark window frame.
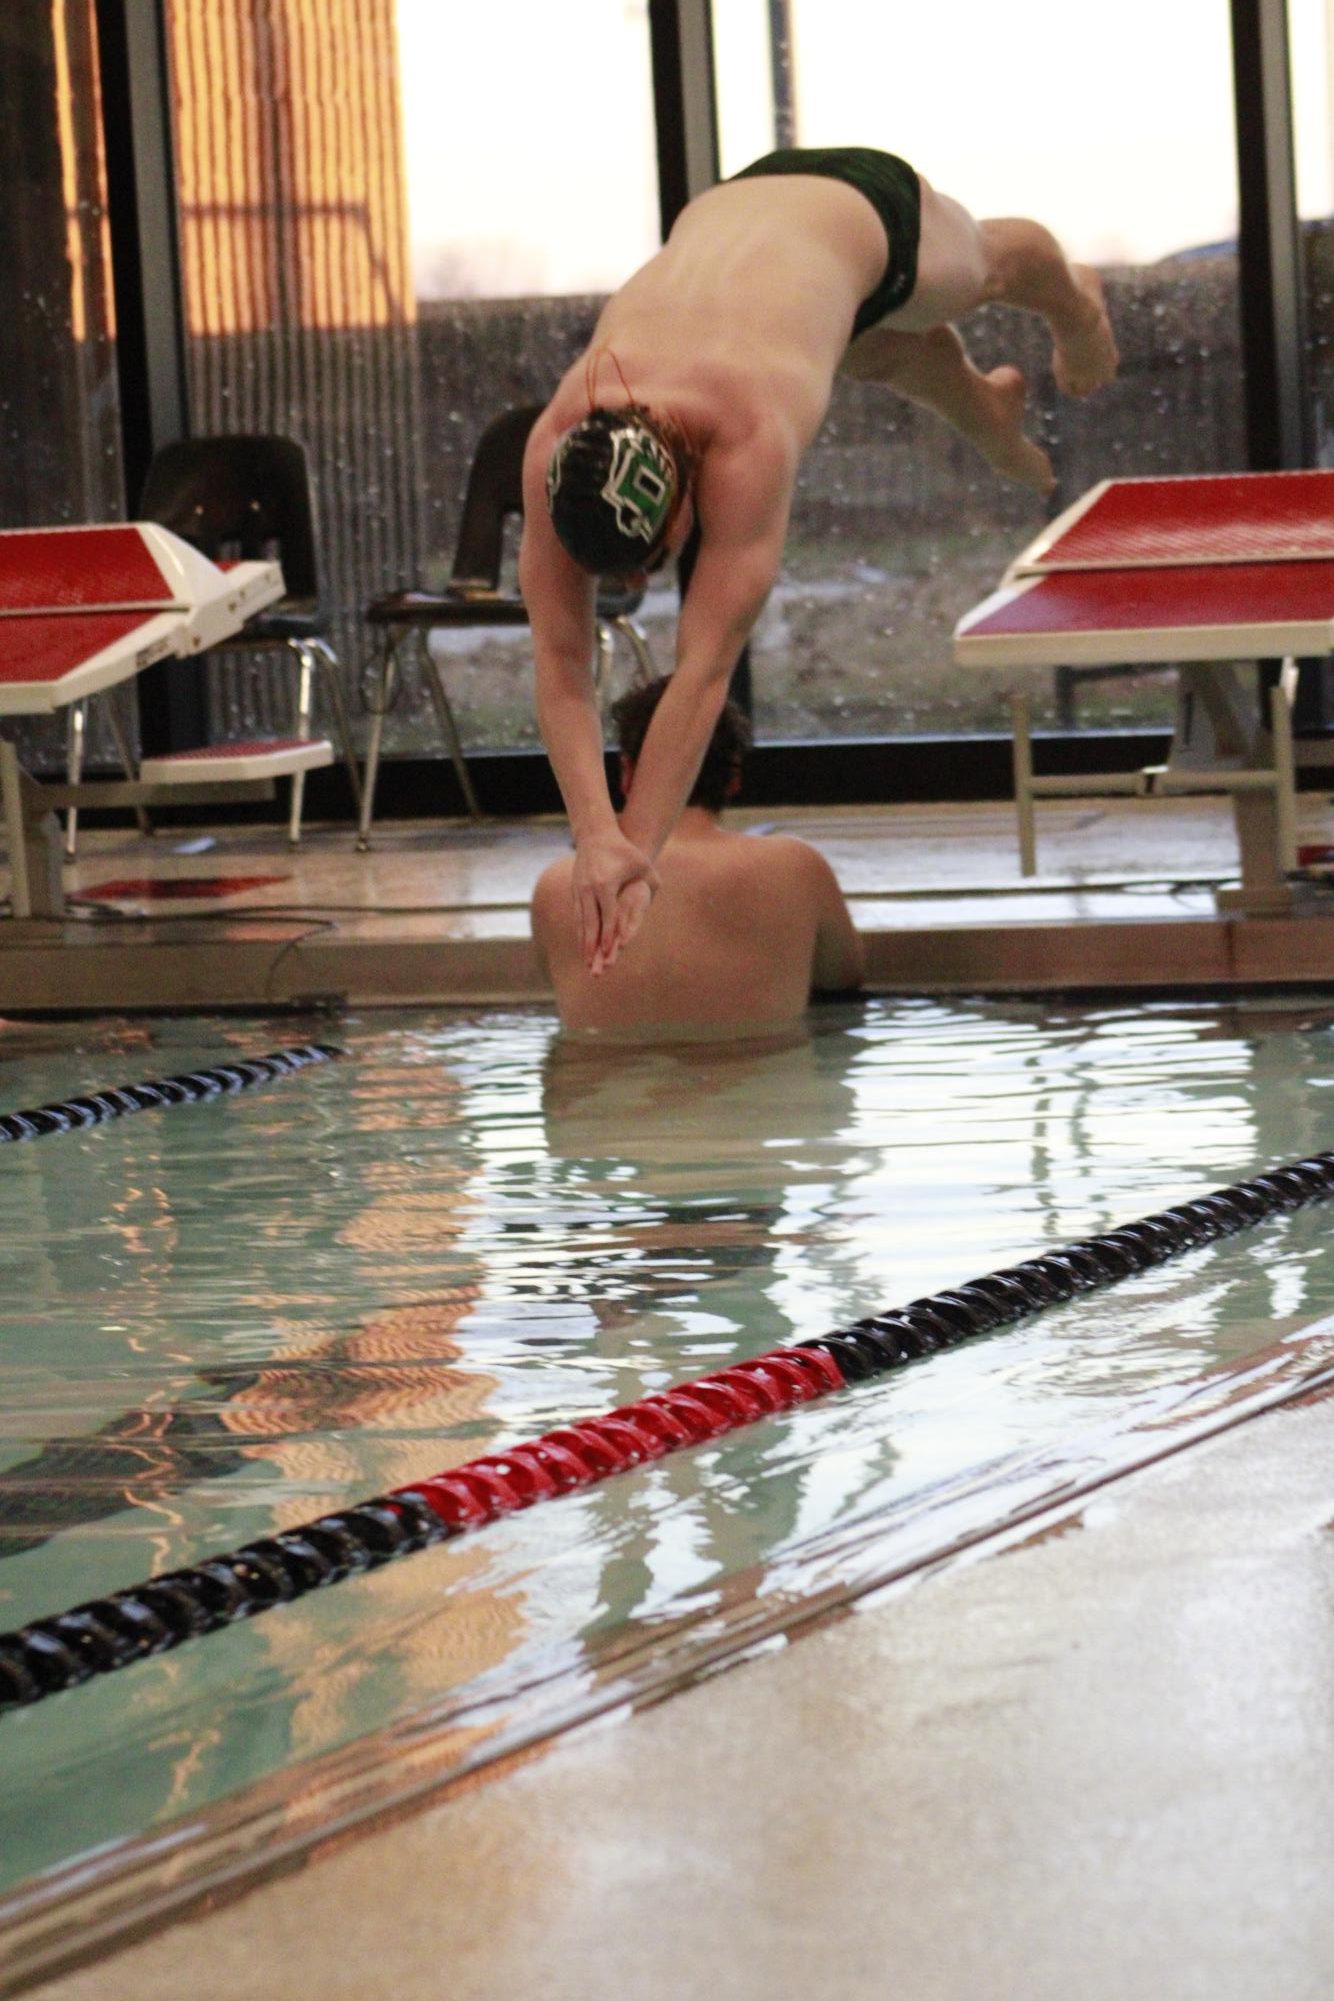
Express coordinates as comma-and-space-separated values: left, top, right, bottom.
93, 0, 207, 755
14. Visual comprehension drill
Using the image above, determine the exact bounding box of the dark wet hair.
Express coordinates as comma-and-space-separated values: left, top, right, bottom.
611, 675, 752, 811
546, 407, 687, 576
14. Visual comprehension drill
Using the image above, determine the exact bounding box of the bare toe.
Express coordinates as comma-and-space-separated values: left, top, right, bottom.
1053, 267, 1119, 396
980, 367, 1055, 492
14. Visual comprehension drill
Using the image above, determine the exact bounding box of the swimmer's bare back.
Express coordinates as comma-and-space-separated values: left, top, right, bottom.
543, 174, 898, 460
543, 169, 1116, 498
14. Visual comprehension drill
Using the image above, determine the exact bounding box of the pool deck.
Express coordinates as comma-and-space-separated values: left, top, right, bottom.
25, 1365, 1334, 2001
5, 789, 1334, 1011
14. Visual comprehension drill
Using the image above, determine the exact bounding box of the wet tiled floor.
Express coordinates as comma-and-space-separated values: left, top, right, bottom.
6, 790, 1334, 1009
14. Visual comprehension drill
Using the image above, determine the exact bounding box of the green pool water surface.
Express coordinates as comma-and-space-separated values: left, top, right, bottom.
3, 994, 1334, 1901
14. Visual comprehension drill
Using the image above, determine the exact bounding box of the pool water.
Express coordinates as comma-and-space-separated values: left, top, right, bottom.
3, 994, 1334, 1904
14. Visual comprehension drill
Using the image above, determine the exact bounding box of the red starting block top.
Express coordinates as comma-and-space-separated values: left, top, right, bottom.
0, 610, 184, 714
0, 527, 167, 612
1016, 470, 1334, 575
0, 523, 235, 616
0, 523, 283, 711
954, 558, 1334, 669
955, 470, 1334, 669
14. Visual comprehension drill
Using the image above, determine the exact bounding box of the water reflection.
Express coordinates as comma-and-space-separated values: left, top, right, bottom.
0, 1032, 503, 1592
539, 1024, 859, 1309
3, 998, 1334, 1903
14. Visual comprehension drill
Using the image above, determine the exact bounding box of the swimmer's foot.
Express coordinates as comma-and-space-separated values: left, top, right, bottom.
971, 365, 1055, 494
1052, 266, 1119, 396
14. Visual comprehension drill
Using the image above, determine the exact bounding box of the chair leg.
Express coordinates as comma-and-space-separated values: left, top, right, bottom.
308, 634, 364, 822
419, 632, 482, 821
356, 633, 398, 851
611, 615, 655, 683
287, 640, 318, 845
1054, 664, 1076, 730
105, 687, 152, 836
593, 621, 614, 702
63, 701, 88, 860
1272, 661, 1298, 876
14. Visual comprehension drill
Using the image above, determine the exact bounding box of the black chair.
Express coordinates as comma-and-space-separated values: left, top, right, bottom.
357, 403, 654, 846
66, 434, 362, 853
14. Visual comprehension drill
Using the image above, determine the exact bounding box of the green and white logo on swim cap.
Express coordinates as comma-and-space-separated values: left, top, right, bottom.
545, 428, 577, 511
601, 422, 676, 544
546, 407, 682, 575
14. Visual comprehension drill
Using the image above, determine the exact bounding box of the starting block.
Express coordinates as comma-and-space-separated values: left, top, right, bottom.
953, 471, 1334, 914
0, 523, 334, 917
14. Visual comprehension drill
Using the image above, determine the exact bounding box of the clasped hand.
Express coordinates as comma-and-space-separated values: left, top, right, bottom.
573, 828, 660, 975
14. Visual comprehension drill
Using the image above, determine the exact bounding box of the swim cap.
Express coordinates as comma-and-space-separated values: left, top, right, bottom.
545, 407, 683, 576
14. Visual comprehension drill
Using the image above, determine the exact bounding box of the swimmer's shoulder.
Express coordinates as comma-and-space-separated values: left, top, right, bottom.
717, 830, 841, 901
531, 852, 576, 925
742, 830, 833, 870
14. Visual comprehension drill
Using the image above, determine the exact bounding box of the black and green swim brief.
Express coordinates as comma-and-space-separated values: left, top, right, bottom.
727, 145, 922, 339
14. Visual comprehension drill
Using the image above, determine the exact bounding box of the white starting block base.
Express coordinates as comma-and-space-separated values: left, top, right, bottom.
1, 734, 338, 920
140, 738, 334, 785
1008, 665, 1299, 900
0, 522, 342, 919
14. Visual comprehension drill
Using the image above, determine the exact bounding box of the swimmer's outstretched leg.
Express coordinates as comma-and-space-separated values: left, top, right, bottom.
841, 322, 1055, 493
978, 218, 1119, 396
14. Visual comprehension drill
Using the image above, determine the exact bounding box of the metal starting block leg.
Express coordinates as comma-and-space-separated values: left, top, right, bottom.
1011, 695, 1037, 877
1010, 693, 1150, 877
1011, 666, 1298, 913
1272, 665, 1298, 876
1167, 662, 1296, 915
1, 740, 65, 919
1, 746, 286, 922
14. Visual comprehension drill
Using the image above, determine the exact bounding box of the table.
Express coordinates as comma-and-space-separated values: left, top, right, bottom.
0, 524, 331, 917
952, 471, 1334, 912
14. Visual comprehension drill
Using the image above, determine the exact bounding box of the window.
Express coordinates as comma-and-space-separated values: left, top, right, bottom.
401, 0, 660, 754
712, 0, 1246, 740
0, 0, 121, 768
165, 0, 660, 757
1292, 0, 1334, 465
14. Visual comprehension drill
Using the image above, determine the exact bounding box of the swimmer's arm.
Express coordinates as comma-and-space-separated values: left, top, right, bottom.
519, 438, 612, 845
520, 431, 659, 971
618, 437, 793, 867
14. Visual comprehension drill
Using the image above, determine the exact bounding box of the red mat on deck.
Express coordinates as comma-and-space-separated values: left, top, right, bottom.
80, 875, 288, 902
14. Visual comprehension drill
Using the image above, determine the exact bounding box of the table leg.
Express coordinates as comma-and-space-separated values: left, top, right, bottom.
1010, 694, 1037, 876
1171, 664, 1291, 915
1, 741, 64, 920
1271, 666, 1298, 876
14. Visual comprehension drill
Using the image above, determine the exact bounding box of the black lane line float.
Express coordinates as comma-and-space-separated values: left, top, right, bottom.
3, 1148, 1333, 1709
0, 1044, 342, 1141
